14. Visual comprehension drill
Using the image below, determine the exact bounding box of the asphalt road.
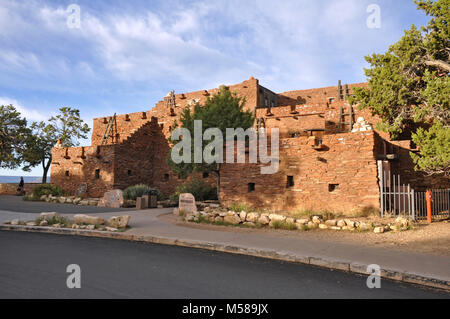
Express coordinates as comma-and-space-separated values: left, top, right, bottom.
0, 231, 448, 299
0, 195, 133, 214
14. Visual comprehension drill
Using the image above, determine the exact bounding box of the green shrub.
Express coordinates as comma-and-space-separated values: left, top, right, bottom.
32, 184, 66, 199
170, 179, 217, 202
123, 184, 163, 201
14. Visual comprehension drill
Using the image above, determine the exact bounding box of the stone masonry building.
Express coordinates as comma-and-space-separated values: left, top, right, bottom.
50, 77, 449, 213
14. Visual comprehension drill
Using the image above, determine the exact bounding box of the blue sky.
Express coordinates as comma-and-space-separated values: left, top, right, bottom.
0, 0, 430, 177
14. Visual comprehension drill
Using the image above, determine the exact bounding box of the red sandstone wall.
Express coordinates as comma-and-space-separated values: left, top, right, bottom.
220, 131, 380, 214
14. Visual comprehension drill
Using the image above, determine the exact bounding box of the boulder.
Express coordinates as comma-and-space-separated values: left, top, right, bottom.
312, 216, 322, 224
257, 215, 270, 225
286, 217, 295, 225
214, 216, 224, 223
325, 219, 337, 227
39, 220, 48, 226
73, 198, 82, 205
88, 200, 98, 206
40, 212, 59, 220
319, 224, 328, 229
79, 200, 89, 206
239, 211, 247, 221
11, 219, 20, 225
373, 227, 385, 234
269, 214, 286, 222
52, 223, 62, 228
246, 212, 259, 223
224, 214, 241, 225
105, 227, 118, 232
337, 220, 346, 227
40, 195, 47, 201
296, 218, 309, 225
307, 221, 317, 229
26, 222, 36, 226
58, 197, 66, 204
73, 214, 105, 225
331, 226, 341, 230
99, 189, 124, 208
108, 215, 131, 229
86, 225, 96, 230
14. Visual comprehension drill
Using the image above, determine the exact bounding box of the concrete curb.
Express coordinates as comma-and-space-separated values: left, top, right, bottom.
1, 224, 449, 292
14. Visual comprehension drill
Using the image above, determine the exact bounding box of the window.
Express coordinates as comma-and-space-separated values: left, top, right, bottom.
127, 170, 132, 176
164, 174, 169, 181
287, 176, 294, 188
329, 184, 339, 192
95, 169, 100, 179
65, 171, 70, 177
248, 183, 255, 193
203, 172, 209, 179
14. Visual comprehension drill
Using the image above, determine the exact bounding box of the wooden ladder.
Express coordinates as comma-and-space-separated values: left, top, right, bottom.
337, 106, 354, 133
101, 113, 117, 145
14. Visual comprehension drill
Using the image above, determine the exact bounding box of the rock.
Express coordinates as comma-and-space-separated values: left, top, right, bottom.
358, 222, 371, 231
307, 221, 317, 229
105, 227, 118, 232
86, 225, 95, 230
52, 223, 62, 228
73, 198, 82, 205
296, 218, 309, 225
257, 215, 270, 225
108, 215, 131, 229
40, 195, 47, 201
374, 226, 385, 234
269, 214, 286, 222
246, 212, 259, 223
179, 193, 197, 214
186, 215, 195, 222
39, 220, 48, 226
72, 224, 80, 229
88, 200, 98, 206
26, 222, 37, 226
214, 216, 224, 223
79, 225, 87, 229
325, 220, 337, 227
11, 219, 20, 225
312, 216, 322, 224
79, 200, 89, 206
337, 220, 346, 227
345, 219, 356, 228
319, 224, 328, 229
286, 217, 295, 225
331, 226, 341, 230
45, 196, 52, 203
40, 212, 59, 220
239, 211, 247, 221
390, 224, 402, 231
224, 214, 241, 225
99, 189, 124, 208
73, 214, 105, 225
219, 212, 227, 217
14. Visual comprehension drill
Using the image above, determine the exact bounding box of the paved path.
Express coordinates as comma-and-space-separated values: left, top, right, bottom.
0, 231, 447, 298
1, 196, 449, 286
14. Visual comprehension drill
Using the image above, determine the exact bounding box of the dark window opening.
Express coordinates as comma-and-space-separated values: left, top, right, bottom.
164, 173, 169, 181
65, 171, 69, 177
248, 183, 255, 193
203, 172, 209, 179
287, 176, 294, 188
95, 169, 100, 179
329, 184, 339, 192
127, 170, 132, 176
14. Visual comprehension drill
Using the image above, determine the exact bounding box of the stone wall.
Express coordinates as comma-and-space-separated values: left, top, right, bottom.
0, 183, 44, 195
220, 131, 380, 214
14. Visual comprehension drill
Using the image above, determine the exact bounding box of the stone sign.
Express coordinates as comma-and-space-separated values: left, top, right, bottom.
179, 193, 197, 214
76, 183, 88, 197
99, 189, 124, 208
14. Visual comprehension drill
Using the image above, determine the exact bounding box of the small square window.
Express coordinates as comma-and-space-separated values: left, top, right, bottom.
65, 171, 70, 177
127, 170, 132, 176
203, 172, 209, 179
248, 183, 255, 193
287, 176, 294, 188
164, 174, 169, 181
329, 184, 339, 192
95, 169, 100, 179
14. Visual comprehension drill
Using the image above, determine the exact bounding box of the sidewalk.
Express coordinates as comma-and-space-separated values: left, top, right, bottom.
1, 208, 449, 290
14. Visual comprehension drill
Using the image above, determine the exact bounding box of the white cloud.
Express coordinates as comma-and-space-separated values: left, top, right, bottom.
0, 97, 47, 122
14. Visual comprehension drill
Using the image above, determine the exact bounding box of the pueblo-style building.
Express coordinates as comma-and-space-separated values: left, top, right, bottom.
50, 77, 449, 213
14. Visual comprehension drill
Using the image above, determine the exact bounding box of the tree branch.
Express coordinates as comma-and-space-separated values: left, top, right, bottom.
424, 59, 450, 72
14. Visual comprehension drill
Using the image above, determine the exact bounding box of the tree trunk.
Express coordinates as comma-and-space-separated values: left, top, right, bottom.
41, 156, 51, 184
